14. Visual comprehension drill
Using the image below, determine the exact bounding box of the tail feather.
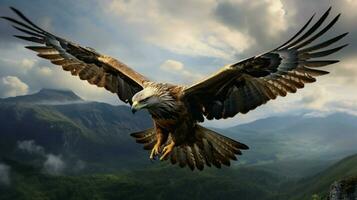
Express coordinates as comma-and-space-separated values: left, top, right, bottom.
214, 150, 231, 166
192, 143, 205, 170
143, 140, 156, 150
205, 128, 249, 151
130, 125, 249, 171
185, 146, 196, 170
177, 147, 187, 168
130, 128, 155, 141
204, 132, 237, 160
130, 128, 157, 150
201, 138, 214, 166
168, 125, 248, 170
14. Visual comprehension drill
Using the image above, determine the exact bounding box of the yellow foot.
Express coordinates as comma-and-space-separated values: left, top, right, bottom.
150, 143, 161, 160
160, 142, 175, 161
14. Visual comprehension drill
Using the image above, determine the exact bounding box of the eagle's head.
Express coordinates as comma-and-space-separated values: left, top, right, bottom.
131, 85, 175, 115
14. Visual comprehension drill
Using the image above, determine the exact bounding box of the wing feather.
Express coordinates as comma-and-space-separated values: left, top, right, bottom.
183, 7, 347, 120
2, 7, 149, 105
281, 7, 331, 49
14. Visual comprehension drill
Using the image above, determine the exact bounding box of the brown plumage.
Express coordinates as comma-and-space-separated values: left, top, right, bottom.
2, 7, 348, 170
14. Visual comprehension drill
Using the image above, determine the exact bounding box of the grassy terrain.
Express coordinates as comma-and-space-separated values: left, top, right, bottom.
1, 154, 356, 200
248, 159, 335, 178
287, 154, 357, 200
0, 160, 288, 200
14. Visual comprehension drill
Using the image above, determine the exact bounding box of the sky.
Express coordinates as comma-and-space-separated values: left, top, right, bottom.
0, 0, 356, 127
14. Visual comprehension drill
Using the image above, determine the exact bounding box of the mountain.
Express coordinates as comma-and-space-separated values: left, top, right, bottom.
0, 89, 356, 200
0, 88, 83, 104
0, 89, 152, 171
286, 154, 357, 200
223, 113, 357, 164
1, 89, 357, 172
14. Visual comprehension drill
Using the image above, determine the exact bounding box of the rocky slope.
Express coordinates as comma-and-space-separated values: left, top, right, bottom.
328, 177, 357, 200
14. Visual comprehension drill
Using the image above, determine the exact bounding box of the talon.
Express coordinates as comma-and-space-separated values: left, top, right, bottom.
160, 142, 175, 161
150, 143, 161, 160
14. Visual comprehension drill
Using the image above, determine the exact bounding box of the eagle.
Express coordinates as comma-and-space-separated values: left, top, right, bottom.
2, 7, 348, 170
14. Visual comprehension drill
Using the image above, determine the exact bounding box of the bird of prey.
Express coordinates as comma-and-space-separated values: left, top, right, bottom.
2, 7, 348, 170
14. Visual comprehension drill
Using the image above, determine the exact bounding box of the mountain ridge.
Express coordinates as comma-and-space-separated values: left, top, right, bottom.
0, 88, 84, 104
0, 89, 356, 171
287, 153, 357, 200
223, 112, 357, 163
0, 89, 152, 171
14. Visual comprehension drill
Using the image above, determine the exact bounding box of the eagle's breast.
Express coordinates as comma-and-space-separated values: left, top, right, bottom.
145, 83, 185, 124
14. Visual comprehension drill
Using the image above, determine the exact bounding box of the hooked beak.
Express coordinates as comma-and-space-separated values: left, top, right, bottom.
131, 101, 139, 114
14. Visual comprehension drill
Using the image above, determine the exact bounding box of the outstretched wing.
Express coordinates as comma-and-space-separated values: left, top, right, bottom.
2, 7, 149, 104
183, 7, 348, 122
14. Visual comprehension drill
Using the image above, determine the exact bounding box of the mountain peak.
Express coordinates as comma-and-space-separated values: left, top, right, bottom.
37, 88, 82, 100
0, 88, 83, 104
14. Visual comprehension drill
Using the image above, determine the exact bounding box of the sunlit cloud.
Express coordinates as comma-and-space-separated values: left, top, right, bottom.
160, 59, 204, 84
108, 0, 255, 59
0, 76, 29, 97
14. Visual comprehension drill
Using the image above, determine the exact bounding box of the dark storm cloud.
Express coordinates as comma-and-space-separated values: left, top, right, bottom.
281, 0, 357, 58
214, 0, 355, 57
214, 0, 286, 56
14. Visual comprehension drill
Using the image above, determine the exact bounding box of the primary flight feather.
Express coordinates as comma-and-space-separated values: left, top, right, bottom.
2, 7, 348, 170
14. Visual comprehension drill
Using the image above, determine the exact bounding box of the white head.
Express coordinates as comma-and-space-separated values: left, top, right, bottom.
131, 85, 177, 117
131, 87, 161, 113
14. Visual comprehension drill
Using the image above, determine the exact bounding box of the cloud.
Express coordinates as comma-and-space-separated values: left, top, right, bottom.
108, 0, 255, 59
43, 154, 66, 175
17, 140, 45, 155
73, 160, 86, 172
0, 76, 29, 98
300, 87, 330, 110
0, 163, 10, 186
293, 56, 357, 116
327, 101, 357, 116
160, 59, 204, 84
16, 140, 68, 175
20, 59, 36, 70
215, 0, 288, 55
0, 47, 119, 104
329, 57, 357, 84
160, 60, 184, 71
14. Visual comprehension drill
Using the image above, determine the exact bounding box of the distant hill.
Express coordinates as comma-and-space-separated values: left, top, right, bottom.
223, 113, 357, 164
0, 88, 83, 104
0, 89, 152, 171
287, 154, 357, 200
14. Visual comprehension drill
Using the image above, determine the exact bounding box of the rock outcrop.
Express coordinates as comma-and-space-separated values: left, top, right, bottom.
329, 177, 357, 200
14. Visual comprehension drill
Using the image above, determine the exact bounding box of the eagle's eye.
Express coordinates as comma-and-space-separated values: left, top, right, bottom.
141, 96, 151, 102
